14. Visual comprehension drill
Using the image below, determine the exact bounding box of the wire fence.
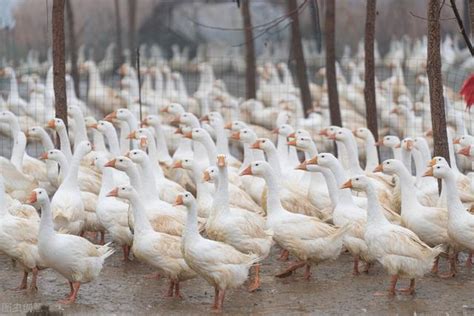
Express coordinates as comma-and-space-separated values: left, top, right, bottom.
0, 55, 472, 170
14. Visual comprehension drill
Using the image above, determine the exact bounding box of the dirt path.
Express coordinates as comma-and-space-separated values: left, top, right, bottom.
1, 246, 474, 315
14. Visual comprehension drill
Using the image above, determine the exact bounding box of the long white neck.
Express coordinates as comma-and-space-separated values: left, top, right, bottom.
10, 132, 26, 171
401, 148, 412, 172
262, 168, 285, 217
214, 165, 230, 217
104, 127, 121, 156
327, 160, 358, 206
190, 164, 213, 202
395, 166, 422, 211
61, 148, 83, 190
365, 183, 390, 225
183, 199, 201, 244
129, 192, 154, 233
39, 198, 56, 238
87, 64, 103, 89
124, 165, 142, 196
213, 123, 230, 155
57, 128, 73, 161
276, 134, 289, 167
91, 129, 107, 153
197, 136, 218, 164
314, 166, 338, 207
411, 149, 425, 186
8, 70, 19, 98
263, 146, 282, 178
364, 134, 379, 172
38, 129, 55, 150
140, 136, 164, 178
71, 113, 88, 151
443, 171, 467, 221
137, 158, 161, 200
339, 137, 364, 175
119, 122, 130, 154
151, 124, 172, 163
53, 153, 69, 183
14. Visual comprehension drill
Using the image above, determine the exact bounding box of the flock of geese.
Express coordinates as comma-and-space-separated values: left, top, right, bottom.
0, 38, 474, 312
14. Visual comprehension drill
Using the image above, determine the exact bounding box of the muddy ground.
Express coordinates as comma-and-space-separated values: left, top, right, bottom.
1, 244, 474, 315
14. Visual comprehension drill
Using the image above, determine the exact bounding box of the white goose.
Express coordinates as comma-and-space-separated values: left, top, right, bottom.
29, 188, 114, 304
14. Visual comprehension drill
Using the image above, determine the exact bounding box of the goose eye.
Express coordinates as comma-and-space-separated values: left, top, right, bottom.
133, 152, 137, 155
256, 163, 259, 166
387, 162, 390, 164
119, 159, 123, 162
437, 166, 440, 169
356, 178, 359, 181
122, 187, 125, 190
321, 155, 325, 158
262, 140, 266, 143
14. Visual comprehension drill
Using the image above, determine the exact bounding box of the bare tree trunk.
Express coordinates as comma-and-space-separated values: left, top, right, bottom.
309, 0, 322, 53
65, 0, 79, 98
52, 0, 68, 129
241, 0, 256, 99
464, 0, 471, 37
128, 0, 137, 66
288, 0, 312, 117
470, 0, 474, 37
427, 0, 449, 164
114, 0, 124, 69
325, 0, 341, 126
364, 0, 379, 157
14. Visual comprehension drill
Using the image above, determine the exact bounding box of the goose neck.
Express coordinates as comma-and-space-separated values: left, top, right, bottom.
214, 124, 230, 155
443, 171, 466, 220
328, 161, 357, 206
152, 124, 172, 162
92, 129, 107, 153
57, 128, 73, 161
129, 193, 154, 233
365, 184, 390, 225
39, 129, 55, 150
137, 159, 160, 199
119, 122, 131, 154
264, 146, 282, 178
364, 134, 379, 171
395, 166, 421, 211
262, 168, 284, 216
340, 138, 364, 175
104, 127, 121, 156
184, 200, 201, 243
39, 199, 56, 238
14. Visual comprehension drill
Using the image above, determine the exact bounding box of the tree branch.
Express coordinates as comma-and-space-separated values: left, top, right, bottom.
449, 0, 474, 55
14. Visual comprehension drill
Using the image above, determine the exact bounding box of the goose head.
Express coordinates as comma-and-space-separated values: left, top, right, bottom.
75, 141, 93, 156
141, 114, 161, 127
232, 128, 257, 144
46, 118, 67, 131
27, 188, 49, 205
224, 120, 247, 131
288, 135, 313, 152
184, 127, 210, 142
288, 129, 311, 139
172, 158, 194, 171
401, 137, 414, 151
202, 166, 218, 183
239, 160, 270, 178
106, 185, 136, 199
84, 117, 98, 130
161, 103, 185, 115
125, 149, 148, 165
104, 108, 132, 122
274, 124, 294, 137
373, 159, 402, 175
458, 145, 474, 158
0, 111, 16, 124
174, 191, 196, 207
93, 154, 109, 171
26, 126, 46, 140
426, 163, 452, 179
428, 156, 449, 167
67, 104, 82, 118
306, 152, 337, 169
250, 138, 274, 151
340, 175, 371, 192
319, 125, 341, 138
353, 127, 371, 140
176, 112, 199, 127
328, 128, 352, 142
39, 149, 64, 162
453, 135, 474, 146
376, 135, 401, 148
104, 156, 134, 171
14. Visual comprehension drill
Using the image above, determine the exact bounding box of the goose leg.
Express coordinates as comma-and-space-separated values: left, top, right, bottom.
29, 267, 39, 292
374, 274, 398, 296
64, 281, 74, 298
431, 256, 440, 274
99, 231, 105, 245
212, 287, 219, 310
215, 289, 226, 312
174, 281, 183, 299
122, 245, 130, 261
278, 249, 289, 261
13, 271, 28, 290
248, 264, 260, 292
165, 280, 174, 297
304, 264, 312, 280
59, 282, 80, 304
352, 255, 360, 276
397, 279, 416, 295
363, 262, 372, 274
275, 261, 306, 278
439, 251, 457, 278
144, 272, 161, 279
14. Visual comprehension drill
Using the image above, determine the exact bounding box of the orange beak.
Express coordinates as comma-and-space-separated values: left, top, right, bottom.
272, 128, 279, 134
173, 160, 183, 169
104, 111, 117, 122
425, 130, 433, 137
406, 140, 414, 150
202, 171, 211, 182
390, 108, 399, 115
374, 139, 383, 146
250, 141, 261, 149
217, 155, 225, 167
46, 119, 56, 129
39, 152, 48, 160
124, 151, 131, 158
174, 127, 183, 135
394, 143, 401, 148
104, 159, 116, 168
183, 131, 193, 139
288, 132, 296, 138
458, 146, 471, 157
306, 156, 318, 165
90, 123, 98, 129
423, 167, 434, 177
200, 115, 209, 122
106, 187, 119, 197
170, 117, 181, 125
295, 161, 307, 170
224, 122, 233, 130
318, 129, 328, 136
127, 131, 137, 139
141, 118, 149, 126
373, 164, 383, 172
139, 137, 148, 148
428, 158, 437, 167
231, 131, 240, 140
340, 179, 352, 189
26, 191, 37, 204
328, 134, 336, 141
453, 137, 461, 145
160, 106, 169, 113
239, 165, 253, 176
174, 194, 184, 206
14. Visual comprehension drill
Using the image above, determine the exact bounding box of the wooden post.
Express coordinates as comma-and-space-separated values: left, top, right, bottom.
309, 0, 322, 53
114, 0, 124, 69
470, 0, 474, 37
65, 0, 80, 98
427, 0, 450, 164
464, 0, 471, 37
325, 0, 342, 126
364, 0, 379, 157
52, 0, 68, 129
241, 0, 256, 100
128, 0, 137, 66
288, 0, 312, 117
